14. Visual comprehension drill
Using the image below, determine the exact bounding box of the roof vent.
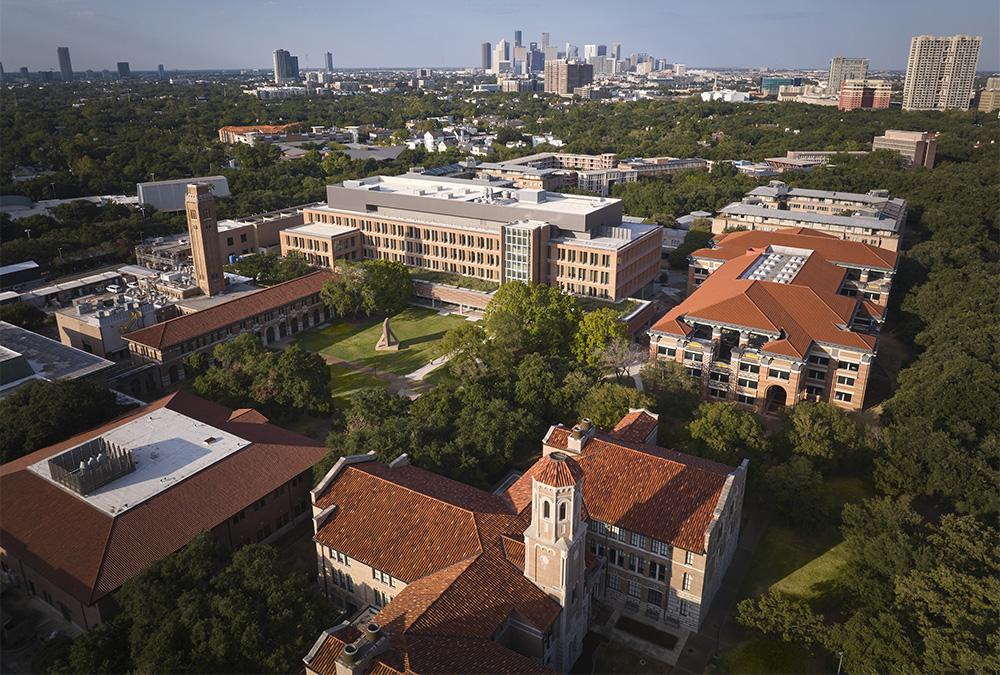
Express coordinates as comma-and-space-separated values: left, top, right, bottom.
47, 437, 135, 496
365, 621, 381, 640
341, 642, 358, 666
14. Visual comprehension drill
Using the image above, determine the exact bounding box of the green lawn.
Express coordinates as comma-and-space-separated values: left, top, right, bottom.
327, 362, 389, 400
298, 307, 469, 376
592, 642, 672, 674
717, 638, 829, 675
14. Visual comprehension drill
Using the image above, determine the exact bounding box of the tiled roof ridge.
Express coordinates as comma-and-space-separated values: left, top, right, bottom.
390, 556, 482, 637
359, 462, 509, 520
589, 431, 736, 476
87, 517, 121, 604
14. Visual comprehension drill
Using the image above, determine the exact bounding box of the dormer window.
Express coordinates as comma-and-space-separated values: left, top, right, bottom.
559, 503, 567, 521
543, 500, 551, 519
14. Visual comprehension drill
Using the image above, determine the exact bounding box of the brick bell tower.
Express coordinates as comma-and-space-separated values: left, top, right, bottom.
185, 183, 224, 297
523, 451, 589, 670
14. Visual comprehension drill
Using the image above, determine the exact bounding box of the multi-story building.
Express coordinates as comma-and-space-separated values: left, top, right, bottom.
57, 47, 72, 81
544, 60, 593, 95
272, 49, 300, 84
123, 270, 333, 385
978, 76, 1000, 112
136, 175, 230, 213
838, 79, 891, 111
481, 42, 492, 71
872, 129, 938, 169
218, 123, 302, 145
0, 321, 114, 399
280, 222, 361, 267
826, 56, 869, 94
902, 35, 981, 111
55, 294, 165, 362
305, 410, 746, 674
325, 51, 333, 72
298, 174, 661, 300
760, 76, 801, 96
0, 391, 325, 629
116, 61, 130, 78
712, 181, 906, 251
577, 157, 709, 197
650, 229, 895, 413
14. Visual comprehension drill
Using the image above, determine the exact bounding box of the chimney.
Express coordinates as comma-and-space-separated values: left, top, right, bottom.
565, 418, 596, 454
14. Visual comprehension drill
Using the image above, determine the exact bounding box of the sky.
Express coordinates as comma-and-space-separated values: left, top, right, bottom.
1, 0, 997, 72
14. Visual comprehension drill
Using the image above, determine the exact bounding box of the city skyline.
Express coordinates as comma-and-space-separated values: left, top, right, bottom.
1, 0, 998, 72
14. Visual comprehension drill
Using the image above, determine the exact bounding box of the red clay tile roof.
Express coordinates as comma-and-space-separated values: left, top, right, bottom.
123, 270, 334, 350
611, 409, 659, 444
0, 391, 326, 605
650, 240, 878, 358
701, 228, 897, 270
531, 452, 583, 487
509, 429, 735, 554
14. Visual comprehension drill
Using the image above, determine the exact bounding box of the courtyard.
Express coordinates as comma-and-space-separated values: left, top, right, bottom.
296, 306, 471, 400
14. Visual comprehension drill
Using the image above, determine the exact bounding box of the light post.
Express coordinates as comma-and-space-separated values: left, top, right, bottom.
23, 228, 31, 239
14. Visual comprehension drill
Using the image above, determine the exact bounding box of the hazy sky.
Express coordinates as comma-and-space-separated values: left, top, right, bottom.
2, 0, 998, 72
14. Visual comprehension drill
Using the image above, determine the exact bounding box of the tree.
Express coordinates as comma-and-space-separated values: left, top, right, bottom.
483, 282, 581, 358
439, 322, 491, 379
514, 353, 559, 419
54, 534, 328, 674
320, 262, 366, 319
601, 337, 646, 381
760, 456, 829, 527
737, 590, 828, 647
0, 301, 48, 331
267, 345, 330, 410
0, 380, 125, 463
572, 308, 627, 370
577, 382, 651, 430
363, 259, 412, 316
640, 359, 700, 421
687, 402, 767, 464
784, 401, 868, 465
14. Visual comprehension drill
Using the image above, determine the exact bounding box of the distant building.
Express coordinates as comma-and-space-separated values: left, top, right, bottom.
902, 35, 981, 111
760, 76, 801, 96
136, 175, 230, 213
324, 51, 333, 73
701, 89, 750, 103
543, 60, 593, 95
0, 391, 326, 629
57, 47, 72, 81
650, 228, 895, 414
872, 129, 937, 168
826, 57, 868, 94
838, 79, 891, 111
157, 64, 165, 80
272, 49, 300, 84
56, 294, 166, 363
280, 222, 361, 268
116, 61, 130, 78
481, 42, 492, 71
978, 76, 1000, 113
673, 63, 686, 77
217, 123, 301, 145
514, 29, 522, 48
713, 181, 906, 251
0, 321, 114, 398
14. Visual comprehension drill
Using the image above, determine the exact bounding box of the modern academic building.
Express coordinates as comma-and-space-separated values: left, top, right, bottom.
304, 410, 746, 674
0, 392, 325, 629
285, 173, 662, 301
649, 228, 897, 413
712, 181, 907, 252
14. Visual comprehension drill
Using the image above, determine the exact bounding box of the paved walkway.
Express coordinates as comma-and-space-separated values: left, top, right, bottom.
317, 352, 429, 398
672, 509, 771, 674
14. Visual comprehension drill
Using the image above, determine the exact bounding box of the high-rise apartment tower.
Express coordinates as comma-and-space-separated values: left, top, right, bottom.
902, 35, 981, 110
827, 56, 868, 94
57, 47, 72, 81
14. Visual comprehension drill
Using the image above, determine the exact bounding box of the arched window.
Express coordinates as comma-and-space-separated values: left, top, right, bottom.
559, 502, 567, 521
543, 500, 551, 519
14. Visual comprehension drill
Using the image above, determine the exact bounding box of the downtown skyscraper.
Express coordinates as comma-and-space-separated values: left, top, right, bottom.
57, 47, 72, 81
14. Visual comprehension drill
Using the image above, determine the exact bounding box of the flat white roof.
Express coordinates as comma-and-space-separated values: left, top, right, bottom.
28, 407, 251, 516
286, 221, 358, 238
0, 260, 40, 275
342, 174, 619, 216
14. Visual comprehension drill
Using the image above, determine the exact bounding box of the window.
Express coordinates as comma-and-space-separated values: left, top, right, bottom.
657, 345, 676, 357
543, 500, 551, 519
627, 579, 641, 598
679, 600, 689, 616
685, 551, 695, 566
686, 367, 702, 378
838, 360, 860, 372
240, 233, 248, 243
806, 385, 823, 396
808, 354, 829, 366
226, 237, 234, 246
737, 377, 758, 389
768, 368, 790, 380
608, 548, 625, 567
683, 350, 703, 363
627, 554, 645, 574
808, 369, 826, 381
332, 549, 350, 566
630, 532, 648, 550
647, 588, 663, 606
373, 568, 395, 587
737, 393, 756, 405
863, 292, 881, 302
708, 387, 727, 399
835, 391, 853, 402
558, 502, 567, 521
648, 561, 667, 582
651, 539, 670, 557
682, 573, 693, 591
373, 589, 390, 608
837, 375, 855, 386
710, 372, 729, 383
738, 362, 760, 374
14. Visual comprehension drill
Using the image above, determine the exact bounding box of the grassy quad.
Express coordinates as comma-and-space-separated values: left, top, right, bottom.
297, 307, 470, 396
